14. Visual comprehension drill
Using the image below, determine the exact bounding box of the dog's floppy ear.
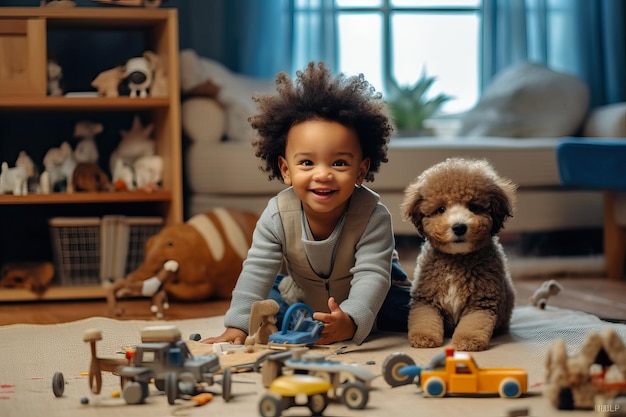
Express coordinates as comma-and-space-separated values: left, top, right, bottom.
489, 178, 517, 235
401, 180, 426, 237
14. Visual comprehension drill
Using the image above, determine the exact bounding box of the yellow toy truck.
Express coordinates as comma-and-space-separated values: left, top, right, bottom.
383, 347, 527, 398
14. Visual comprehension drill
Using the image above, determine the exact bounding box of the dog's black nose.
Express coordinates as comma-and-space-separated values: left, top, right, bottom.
452, 223, 467, 236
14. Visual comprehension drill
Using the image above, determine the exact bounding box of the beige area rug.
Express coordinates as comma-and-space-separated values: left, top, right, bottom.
1, 306, 625, 417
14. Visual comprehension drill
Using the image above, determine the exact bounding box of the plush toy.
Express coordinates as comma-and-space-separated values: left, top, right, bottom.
43, 141, 76, 192
91, 65, 125, 98
529, 279, 563, 309
0, 261, 55, 295
47, 59, 63, 96
133, 155, 163, 191
109, 116, 155, 178
15, 150, 38, 192
0, 162, 28, 195
125, 56, 153, 98
72, 162, 112, 192
107, 208, 259, 318
73, 120, 102, 163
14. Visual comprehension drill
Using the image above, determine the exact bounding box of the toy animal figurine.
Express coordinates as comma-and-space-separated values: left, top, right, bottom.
42, 141, 76, 192
109, 116, 155, 176
245, 300, 280, 347
73, 120, 102, 163
72, 162, 112, 192
143, 50, 168, 97
133, 155, 163, 191
47, 59, 63, 96
111, 159, 135, 191
125, 56, 153, 98
529, 279, 563, 309
15, 150, 38, 193
91, 65, 124, 97
0, 261, 55, 295
0, 162, 28, 195
108, 259, 178, 319
107, 208, 259, 318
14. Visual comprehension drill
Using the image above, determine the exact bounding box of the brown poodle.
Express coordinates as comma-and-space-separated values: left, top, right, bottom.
401, 157, 517, 351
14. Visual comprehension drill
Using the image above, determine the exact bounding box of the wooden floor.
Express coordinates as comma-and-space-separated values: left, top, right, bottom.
1, 237, 625, 325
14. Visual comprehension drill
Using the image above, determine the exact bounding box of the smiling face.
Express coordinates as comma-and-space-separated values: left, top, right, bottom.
278, 119, 370, 235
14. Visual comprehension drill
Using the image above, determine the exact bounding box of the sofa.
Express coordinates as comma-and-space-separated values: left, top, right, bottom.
179, 50, 626, 236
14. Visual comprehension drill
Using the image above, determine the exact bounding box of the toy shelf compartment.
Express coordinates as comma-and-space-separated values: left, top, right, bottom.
0, 7, 182, 302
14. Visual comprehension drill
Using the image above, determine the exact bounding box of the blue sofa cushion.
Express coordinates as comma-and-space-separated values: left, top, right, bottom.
557, 138, 626, 190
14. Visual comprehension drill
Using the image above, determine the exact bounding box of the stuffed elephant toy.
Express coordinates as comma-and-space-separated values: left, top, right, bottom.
107, 207, 258, 318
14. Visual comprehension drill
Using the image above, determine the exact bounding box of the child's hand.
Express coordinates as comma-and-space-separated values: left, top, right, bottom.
200, 327, 247, 345
313, 297, 356, 345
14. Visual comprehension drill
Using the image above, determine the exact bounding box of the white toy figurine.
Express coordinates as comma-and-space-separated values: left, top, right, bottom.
0, 162, 28, 195
47, 59, 63, 96
134, 155, 163, 190
109, 116, 155, 179
43, 141, 76, 192
125, 56, 153, 98
15, 150, 38, 193
529, 279, 564, 309
73, 120, 103, 163
112, 159, 135, 191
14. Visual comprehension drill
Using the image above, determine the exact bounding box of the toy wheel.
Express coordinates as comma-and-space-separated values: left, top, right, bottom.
499, 378, 522, 398
424, 376, 446, 397
222, 367, 232, 402
154, 378, 165, 391
52, 372, 65, 397
258, 393, 283, 417
382, 352, 416, 387
282, 303, 314, 333
557, 387, 574, 410
307, 393, 328, 416
342, 381, 369, 409
165, 372, 179, 405
123, 381, 145, 405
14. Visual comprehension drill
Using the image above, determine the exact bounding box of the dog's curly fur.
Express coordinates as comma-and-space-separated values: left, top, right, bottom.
401, 157, 517, 351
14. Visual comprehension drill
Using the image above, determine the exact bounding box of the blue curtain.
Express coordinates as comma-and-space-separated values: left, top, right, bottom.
482, 0, 626, 108
177, 0, 337, 78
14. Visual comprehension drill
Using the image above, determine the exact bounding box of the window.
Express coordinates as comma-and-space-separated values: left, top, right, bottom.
294, 0, 482, 115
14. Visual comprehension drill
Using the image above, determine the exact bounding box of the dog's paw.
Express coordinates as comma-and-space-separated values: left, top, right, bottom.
408, 331, 443, 348
452, 335, 490, 351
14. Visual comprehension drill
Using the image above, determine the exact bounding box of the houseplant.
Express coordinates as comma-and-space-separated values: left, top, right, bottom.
387, 70, 452, 136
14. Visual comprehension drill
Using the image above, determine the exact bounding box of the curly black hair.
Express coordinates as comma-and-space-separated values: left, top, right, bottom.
249, 62, 393, 182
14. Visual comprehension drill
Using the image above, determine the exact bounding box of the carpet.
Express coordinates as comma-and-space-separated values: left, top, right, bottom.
1, 306, 625, 417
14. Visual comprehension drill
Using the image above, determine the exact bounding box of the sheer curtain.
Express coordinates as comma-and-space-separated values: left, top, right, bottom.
482, 0, 626, 107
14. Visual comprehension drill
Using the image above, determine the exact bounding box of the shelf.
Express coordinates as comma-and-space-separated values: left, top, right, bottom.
0, 97, 170, 111
0, 285, 107, 301
0, 7, 174, 28
0, 190, 172, 205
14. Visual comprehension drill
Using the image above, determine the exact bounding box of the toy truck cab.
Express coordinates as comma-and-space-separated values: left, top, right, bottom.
116, 325, 227, 405
383, 347, 527, 399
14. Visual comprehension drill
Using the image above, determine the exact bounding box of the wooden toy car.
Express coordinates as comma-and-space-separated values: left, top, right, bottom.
53, 325, 232, 405
383, 347, 527, 398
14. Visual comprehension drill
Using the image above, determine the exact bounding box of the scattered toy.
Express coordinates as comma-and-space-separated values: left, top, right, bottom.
382, 347, 528, 398
529, 279, 563, 309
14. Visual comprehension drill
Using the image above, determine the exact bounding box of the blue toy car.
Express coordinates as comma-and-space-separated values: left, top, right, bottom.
268, 303, 324, 346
